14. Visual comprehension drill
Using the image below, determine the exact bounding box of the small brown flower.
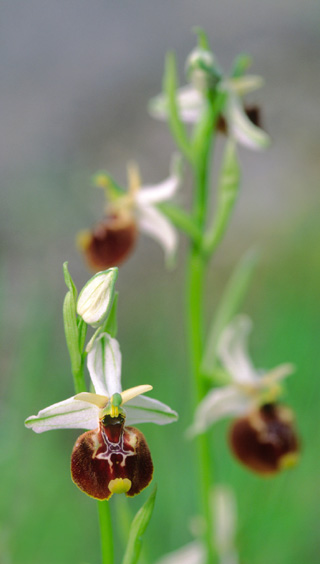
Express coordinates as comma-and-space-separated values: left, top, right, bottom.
71, 413, 153, 500
229, 403, 299, 475
77, 213, 138, 272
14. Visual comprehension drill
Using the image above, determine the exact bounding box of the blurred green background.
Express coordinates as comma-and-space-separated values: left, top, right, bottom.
1, 1, 320, 563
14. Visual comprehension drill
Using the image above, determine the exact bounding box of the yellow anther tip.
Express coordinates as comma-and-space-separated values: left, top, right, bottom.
109, 478, 132, 495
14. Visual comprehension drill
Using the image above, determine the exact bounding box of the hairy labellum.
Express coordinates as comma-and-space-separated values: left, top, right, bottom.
217, 104, 262, 133
229, 403, 299, 475
80, 214, 138, 271
71, 413, 153, 499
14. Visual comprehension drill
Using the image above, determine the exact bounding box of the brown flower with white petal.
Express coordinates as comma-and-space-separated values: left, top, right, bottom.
229, 403, 299, 475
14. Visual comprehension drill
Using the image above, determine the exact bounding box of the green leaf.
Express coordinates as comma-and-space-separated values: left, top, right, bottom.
164, 52, 192, 161
63, 262, 77, 301
77, 316, 88, 352
203, 140, 240, 256
201, 248, 258, 376
122, 487, 157, 564
231, 53, 253, 77
193, 27, 211, 50
63, 291, 81, 377
102, 292, 119, 338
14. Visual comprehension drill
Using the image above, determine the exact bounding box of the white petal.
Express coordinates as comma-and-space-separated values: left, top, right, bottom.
77, 268, 118, 327
25, 397, 99, 433
138, 204, 178, 263
227, 97, 270, 151
260, 363, 295, 387
137, 175, 180, 206
87, 333, 122, 397
155, 542, 204, 564
218, 315, 257, 385
121, 385, 153, 405
224, 75, 264, 96
188, 386, 250, 436
124, 394, 178, 426
149, 85, 204, 124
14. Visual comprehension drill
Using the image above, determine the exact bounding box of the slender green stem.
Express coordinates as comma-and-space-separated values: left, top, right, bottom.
187, 249, 217, 564
98, 500, 114, 564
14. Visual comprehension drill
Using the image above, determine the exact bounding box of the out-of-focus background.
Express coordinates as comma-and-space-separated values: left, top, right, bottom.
1, 1, 320, 563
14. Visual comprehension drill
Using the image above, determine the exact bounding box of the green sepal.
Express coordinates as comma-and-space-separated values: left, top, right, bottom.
122, 486, 157, 564
193, 26, 211, 50
77, 316, 88, 353
63, 290, 81, 376
164, 52, 192, 161
231, 53, 253, 77
203, 140, 240, 256
63, 261, 77, 301
201, 248, 258, 376
102, 292, 119, 338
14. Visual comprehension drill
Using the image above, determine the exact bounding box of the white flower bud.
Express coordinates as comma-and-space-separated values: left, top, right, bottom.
77, 268, 118, 327
185, 47, 220, 91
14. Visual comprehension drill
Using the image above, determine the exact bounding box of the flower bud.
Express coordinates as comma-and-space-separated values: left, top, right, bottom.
78, 213, 138, 271
185, 47, 220, 91
71, 414, 153, 499
77, 268, 118, 327
229, 403, 299, 475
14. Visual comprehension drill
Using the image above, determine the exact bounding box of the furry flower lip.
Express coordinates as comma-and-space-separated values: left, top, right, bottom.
229, 403, 299, 475
78, 160, 180, 271
25, 333, 178, 499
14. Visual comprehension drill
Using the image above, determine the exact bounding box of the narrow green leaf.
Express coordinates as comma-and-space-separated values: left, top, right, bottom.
77, 316, 88, 352
157, 203, 202, 244
231, 53, 252, 77
164, 52, 192, 161
102, 292, 119, 338
63, 290, 81, 375
193, 27, 211, 50
203, 140, 240, 256
63, 261, 77, 301
201, 248, 258, 376
122, 487, 157, 564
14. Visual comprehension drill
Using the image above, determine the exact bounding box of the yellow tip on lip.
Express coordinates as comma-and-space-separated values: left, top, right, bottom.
76, 230, 92, 251
109, 478, 132, 495
279, 452, 299, 471
121, 385, 153, 405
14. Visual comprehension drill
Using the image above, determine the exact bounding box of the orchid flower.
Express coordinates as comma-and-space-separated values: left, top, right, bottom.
77, 159, 180, 271
25, 333, 178, 499
189, 315, 294, 436
189, 316, 299, 475
149, 47, 270, 151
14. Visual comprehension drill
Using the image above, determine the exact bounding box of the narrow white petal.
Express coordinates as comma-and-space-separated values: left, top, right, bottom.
188, 386, 250, 436
124, 394, 178, 426
25, 397, 99, 433
155, 542, 204, 564
224, 75, 264, 96
87, 333, 122, 397
228, 97, 270, 150
121, 385, 153, 405
138, 204, 178, 263
149, 85, 204, 124
218, 315, 257, 385
137, 175, 180, 206
260, 363, 295, 386
74, 392, 109, 408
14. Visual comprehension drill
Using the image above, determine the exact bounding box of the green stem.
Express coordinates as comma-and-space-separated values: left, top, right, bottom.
187, 250, 216, 564
98, 500, 114, 564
